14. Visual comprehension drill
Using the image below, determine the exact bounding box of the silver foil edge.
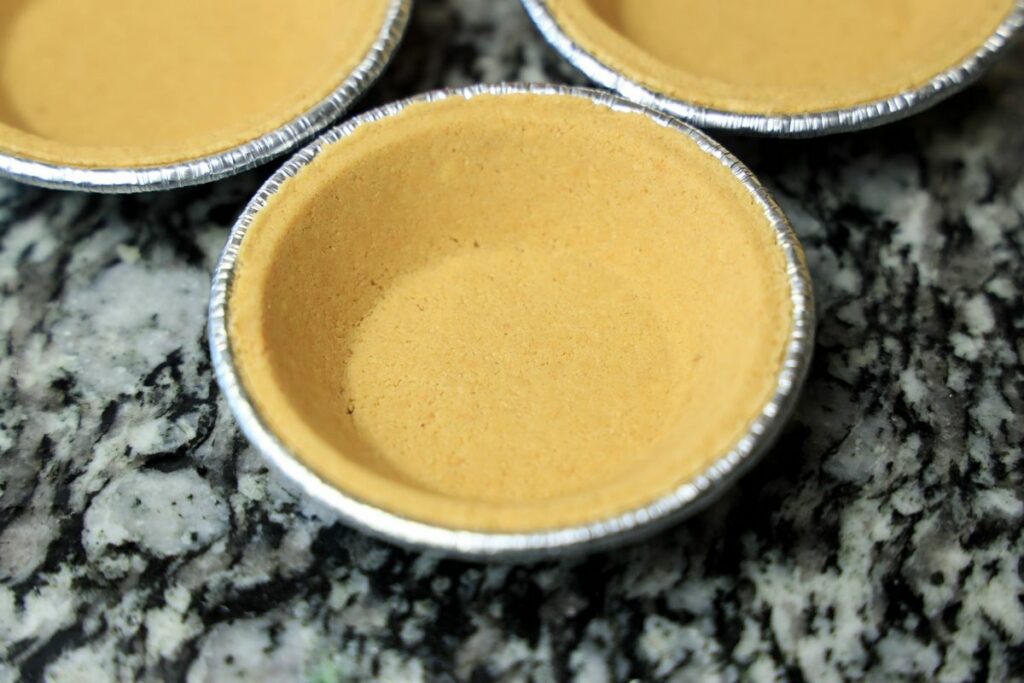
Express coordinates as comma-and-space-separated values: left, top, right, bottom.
0, 0, 412, 192
208, 83, 816, 561
521, 0, 1024, 137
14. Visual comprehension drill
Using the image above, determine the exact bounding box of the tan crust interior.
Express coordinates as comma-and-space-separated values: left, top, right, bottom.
229, 93, 795, 532
546, 0, 1016, 115
0, 0, 390, 168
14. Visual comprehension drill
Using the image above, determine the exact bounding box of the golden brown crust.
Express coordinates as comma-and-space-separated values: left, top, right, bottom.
0, 0, 389, 167
547, 0, 1016, 115
230, 94, 794, 532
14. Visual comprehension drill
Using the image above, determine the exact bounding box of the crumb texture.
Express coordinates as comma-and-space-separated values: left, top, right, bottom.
550, 0, 1017, 113
229, 93, 792, 531
0, 0, 389, 167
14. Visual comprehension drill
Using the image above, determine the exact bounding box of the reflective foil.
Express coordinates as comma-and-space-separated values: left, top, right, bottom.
0, 0, 412, 192
208, 84, 816, 561
521, 0, 1024, 137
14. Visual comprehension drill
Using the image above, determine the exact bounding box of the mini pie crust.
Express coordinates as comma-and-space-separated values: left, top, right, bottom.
229, 93, 795, 532
0, 0, 390, 168
545, 0, 1017, 115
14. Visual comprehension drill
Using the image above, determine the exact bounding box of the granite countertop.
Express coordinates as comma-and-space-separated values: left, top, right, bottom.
2, 1, 1023, 681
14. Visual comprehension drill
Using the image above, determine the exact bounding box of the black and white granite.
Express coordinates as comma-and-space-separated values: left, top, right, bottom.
2, 1, 1024, 680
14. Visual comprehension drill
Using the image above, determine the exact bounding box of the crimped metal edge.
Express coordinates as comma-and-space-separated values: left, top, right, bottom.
521, 0, 1024, 137
0, 0, 412, 192
208, 83, 816, 562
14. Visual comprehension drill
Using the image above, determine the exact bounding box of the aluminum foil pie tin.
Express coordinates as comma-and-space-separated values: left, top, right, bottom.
208, 83, 816, 561
521, 0, 1024, 137
0, 0, 411, 193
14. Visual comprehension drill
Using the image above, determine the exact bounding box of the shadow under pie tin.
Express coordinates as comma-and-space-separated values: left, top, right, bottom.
0, 0, 411, 192
522, 0, 1024, 137
209, 84, 815, 561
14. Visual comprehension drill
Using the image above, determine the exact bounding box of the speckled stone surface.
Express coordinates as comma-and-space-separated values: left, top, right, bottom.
2, 1, 1023, 681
